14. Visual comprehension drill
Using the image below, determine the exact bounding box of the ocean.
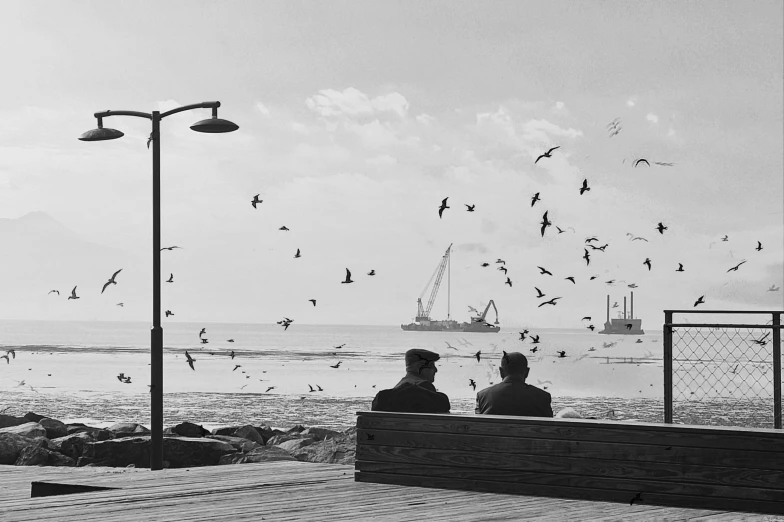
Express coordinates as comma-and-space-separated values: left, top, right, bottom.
0, 320, 777, 430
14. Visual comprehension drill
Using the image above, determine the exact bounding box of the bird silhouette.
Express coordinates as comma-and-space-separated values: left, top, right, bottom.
308, 384, 316, 392
505, 277, 512, 287
721, 235, 729, 242
480, 263, 490, 267
185, 351, 196, 371
727, 260, 747, 272
342, 268, 354, 284
756, 241, 763, 251
308, 299, 317, 306
530, 335, 540, 344
694, 295, 705, 307
469, 379, 476, 391
229, 350, 235, 359
530, 346, 538, 353
48, 290, 59, 295
535, 146, 560, 164
643, 258, 652, 271
629, 492, 643, 506
498, 266, 508, 274
613, 302, 619, 308
556, 226, 565, 234
656, 222, 668, 234
583, 249, 590, 266
579, 179, 590, 195
160, 246, 182, 251
496, 259, 505, 264
67, 286, 79, 300
531, 192, 541, 207
444, 341, 458, 350
631, 236, 648, 242
768, 285, 780, 292
227, 339, 234, 342
474, 351, 481, 362
251, 194, 262, 208
557, 351, 566, 358
367, 269, 376, 276
1, 355, 9, 364
582, 316, 591, 321
634, 159, 650, 167
540, 211, 552, 237
265, 386, 275, 393
565, 276, 575, 284
438, 197, 450, 218
294, 248, 301, 258
585, 237, 599, 243
535, 287, 545, 298
628, 283, 638, 288
279, 226, 289, 231
626, 323, 633, 330
166, 273, 174, 283
538, 297, 562, 307
199, 328, 206, 338
468, 305, 480, 314
165, 310, 174, 317
201, 338, 209, 344
335, 344, 346, 349
537, 266, 553, 276
465, 204, 475, 212
233, 365, 241, 372
5, 349, 15, 359
519, 330, 529, 340
330, 361, 342, 369
587, 325, 595, 331
676, 263, 685, 272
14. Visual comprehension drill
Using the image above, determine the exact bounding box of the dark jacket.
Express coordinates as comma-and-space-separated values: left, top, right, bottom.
372, 381, 451, 414
475, 376, 553, 417
393, 372, 437, 391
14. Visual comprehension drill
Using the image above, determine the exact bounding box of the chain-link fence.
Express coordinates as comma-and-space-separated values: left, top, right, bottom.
664, 310, 782, 429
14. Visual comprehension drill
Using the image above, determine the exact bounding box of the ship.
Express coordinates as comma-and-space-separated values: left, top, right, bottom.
401, 243, 500, 333
599, 291, 644, 335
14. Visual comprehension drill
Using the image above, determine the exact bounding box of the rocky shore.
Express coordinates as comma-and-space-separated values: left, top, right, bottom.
0, 412, 356, 469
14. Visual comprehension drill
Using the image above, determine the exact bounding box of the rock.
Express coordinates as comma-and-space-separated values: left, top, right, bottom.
66, 424, 112, 439
46, 450, 76, 467
300, 427, 342, 441
208, 435, 262, 453
276, 438, 316, 453
211, 426, 239, 436
0, 422, 47, 438
0, 414, 29, 429
555, 407, 583, 419
266, 433, 308, 447
237, 446, 297, 463
16, 445, 51, 466
232, 425, 265, 445
168, 421, 210, 438
287, 425, 306, 434
23, 412, 47, 423
49, 432, 96, 461
254, 425, 276, 444
79, 436, 235, 468
107, 423, 150, 438
218, 452, 248, 465
39, 418, 68, 439
0, 432, 46, 465
288, 434, 356, 465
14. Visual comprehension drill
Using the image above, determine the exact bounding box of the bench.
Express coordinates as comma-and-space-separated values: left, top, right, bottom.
355, 411, 784, 515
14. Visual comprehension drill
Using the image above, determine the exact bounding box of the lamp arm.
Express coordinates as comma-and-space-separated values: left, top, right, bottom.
160, 101, 220, 119
93, 110, 152, 120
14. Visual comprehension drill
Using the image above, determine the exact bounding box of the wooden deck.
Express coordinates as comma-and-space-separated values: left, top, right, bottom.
0, 462, 780, 521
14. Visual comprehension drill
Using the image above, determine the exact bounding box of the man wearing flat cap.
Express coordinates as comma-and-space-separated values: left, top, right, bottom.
475, 352, 552, 417
371, 348, 451, 413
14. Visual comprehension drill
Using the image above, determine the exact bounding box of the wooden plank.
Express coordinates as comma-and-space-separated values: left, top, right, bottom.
355, 470, 784, 515
357, 428, 784, 471
356, 412, 784, 452
356, 443, 784, 490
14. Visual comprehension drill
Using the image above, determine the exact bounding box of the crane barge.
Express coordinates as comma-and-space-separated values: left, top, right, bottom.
401, 244, 500, 332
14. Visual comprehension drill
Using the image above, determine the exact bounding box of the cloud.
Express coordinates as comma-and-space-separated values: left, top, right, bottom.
305, 88, 409, 119
255, 102, 270, 116
646, 113, 659, 124
627, 98, 636, 107
416, 113, 436, 125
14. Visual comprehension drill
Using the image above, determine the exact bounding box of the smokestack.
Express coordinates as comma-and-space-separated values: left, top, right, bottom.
624, 297, 627, 320
631, 291, 634, 319
606, 295, 610, 322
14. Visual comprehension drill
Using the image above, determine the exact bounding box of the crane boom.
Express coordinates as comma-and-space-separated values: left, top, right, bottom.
415, 244, 452, 321
479, 300, 500, 325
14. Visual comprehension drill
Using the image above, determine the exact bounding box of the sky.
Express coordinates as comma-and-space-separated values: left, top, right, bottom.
0, 0, 782, 328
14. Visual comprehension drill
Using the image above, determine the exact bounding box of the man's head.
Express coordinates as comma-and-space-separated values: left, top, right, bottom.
405, 349, 440, 383
500, 351, 530, 380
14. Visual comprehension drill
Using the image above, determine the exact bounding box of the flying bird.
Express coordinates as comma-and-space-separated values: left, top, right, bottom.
540, 211, 552, 237
583, 249, 590, 266
585, 237, 599, 243
465, 204, 475, 212
634, 159, 650, 167
199, 328, 206, 338
367, 269, 376, 276
165, 310, 174, 317
307, 384, 316, 392
496, 259, 505, 264
294, 249, 301, 258
200, 338, 209, 344
535, 146, 560, 164
727, 260, 747, 272
278, 226, 290, 232
48, 290, 59, 295
265, 386, 275, 393
556, 351, 567, 358
626, 323, 633, 331
160, 246, 182, 251
330, 361, 342, 368
537, 266, 553, 276
656, 222, 668, 234
630, 236, 648, 242
579, 179, 590, 195
251, 194, 262, 208
308, 299, 317, 306
166, 273, 174, 283
474, 351, 482, 362
229, 350, 235, 359
531, 192, 541, 207
530, 346, 538, 353
341, 268, 353, 284
505, 277, 512, 287
480, 263, 490, 267
468, 305, 480, 314
721, 235, 729, 242
612, 302, 619, 308
534, 287, 545, 298
519, 330, 529, 340
530, 335, 540, 344
227, 339, 234, 342
565, 277, 575, 284
538, 297, 562, 307
676, 263, 685, 272
643, 258, 652, 271
587, 325, 595, 331
756, 241, 763, 251
68, 286, 79, 300
334, 344, 346, 349
630, 492, 643, 506
694, 295, 705, 307
438, 197, 450, 218
628, 283, 638, 288
233, 365, 241, 372
184, 351, 196, 371
556, 226, 565, 234
1, 355, 8, 364
316, 385, 323, 392
768, 285, 780, 292
498, 266, 508, 274
469, 379, 477, 391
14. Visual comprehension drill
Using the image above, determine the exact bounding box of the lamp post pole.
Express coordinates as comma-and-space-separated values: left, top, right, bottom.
79, 102, 238, 470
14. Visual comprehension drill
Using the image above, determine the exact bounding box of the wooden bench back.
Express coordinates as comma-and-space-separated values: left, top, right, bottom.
355, 411, 784, 515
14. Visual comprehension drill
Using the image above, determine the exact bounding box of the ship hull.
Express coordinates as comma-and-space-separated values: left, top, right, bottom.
599, 318, 644, 335
401, 320, 500, 333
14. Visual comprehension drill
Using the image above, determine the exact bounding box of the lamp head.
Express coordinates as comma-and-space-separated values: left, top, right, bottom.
78, 127, 124, 141
190, 117, 239, 133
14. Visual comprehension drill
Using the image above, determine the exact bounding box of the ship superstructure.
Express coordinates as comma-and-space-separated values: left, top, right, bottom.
599, 291, 644, 335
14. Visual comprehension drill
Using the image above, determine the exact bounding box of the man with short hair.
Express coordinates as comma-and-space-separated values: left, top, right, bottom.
475, 352, 552, 417
371, 349, 450, 413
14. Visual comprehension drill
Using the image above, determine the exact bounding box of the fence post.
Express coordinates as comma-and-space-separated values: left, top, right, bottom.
664, 311, 673, 424
774, 312, 781, 429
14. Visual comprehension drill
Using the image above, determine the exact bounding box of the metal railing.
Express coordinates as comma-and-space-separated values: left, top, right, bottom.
664, 310, 783, 429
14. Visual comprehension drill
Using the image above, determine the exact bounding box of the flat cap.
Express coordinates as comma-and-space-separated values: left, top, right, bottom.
500, 351, 528, 372
405, 349, 441, 366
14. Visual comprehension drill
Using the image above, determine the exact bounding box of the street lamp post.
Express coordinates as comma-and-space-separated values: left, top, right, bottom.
80, 102, 238, 470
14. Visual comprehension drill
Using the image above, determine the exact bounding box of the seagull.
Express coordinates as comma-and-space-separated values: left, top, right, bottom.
445, 341, 458, 350
341, 268, 354, 284
227, 339, 234, 342
538, 297, 562, 307
166, 273, 174, 283
587, 325, 595, 331
531, 192, 541, 207
184, 351, 196, 371
200, 338, 209, 344
480, 263, 490, 267
498, 266, 507, 274
160, 246, 183, 251
199, 328, 207, 338
335, 344, 346, 349
116, 373, 125, 382
631, 236, 649, 242
583, 249, 590, 266
330, 361, 342, 368
630, 492, 643, 506
628, 284, 638, 288
229, 350, 235, 359
643, 258, 652, 271
613, 302, 619, 308
534, 287, 545, 298
519, 330, 529, 340
468, 305, 479, 314
530, 346, 538, 353
505, 277, 512, 287
233, 364, 241, 372
556, 226, 565, 234
565, 277, 575, 284
469, 379, 477, 391
585, 237, 599, 243
579, 179, 590, 195
676, 263, 685, 272
308, 384, 316, 393
67, 286, 79, 300
537, 266, 553, 276
496, 259, 505, 265
535, 146, 560, 164
626, 323, 633, 330
48, 290, 59, 295
0, 355, 9, 364
6, 349, 15, 359
656, 222, 668, 234
556, 351, 567, 358
294, 249, 301, 258
474, 351, 481, 362
537, 379, 552, 386
265, 386, 276, 393
438, 197, 450, 218
721, 235, 729, 242
606, 280, 616, 285
694, 295, 705, 307
756, 241, 763, 251
540, 211, 552, 237
634, 159, 650, 168
727, 260, 747, 272
530, 335, 540, 344
768, 285, 780, 292
165, 310, 174, 317
367, 270, 375, 276
308, 299, 317, 306
251, 194, 262, 208
465, 204, 475, 212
